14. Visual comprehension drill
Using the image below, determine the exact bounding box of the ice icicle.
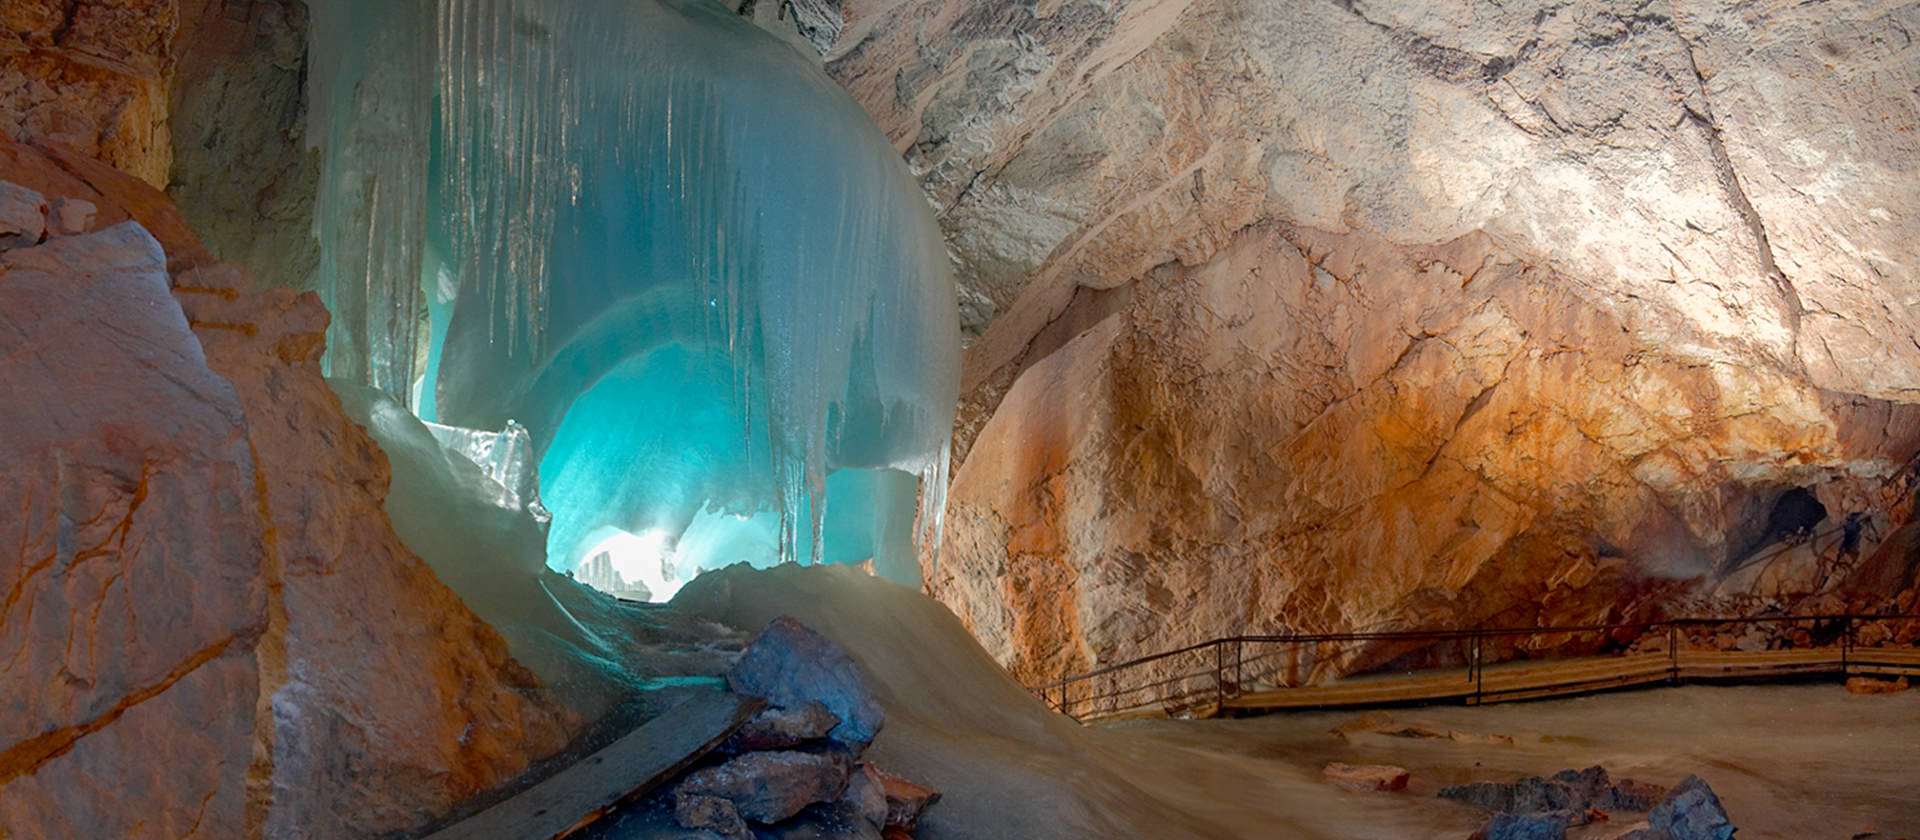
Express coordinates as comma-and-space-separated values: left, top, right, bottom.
305, 0, 432, 401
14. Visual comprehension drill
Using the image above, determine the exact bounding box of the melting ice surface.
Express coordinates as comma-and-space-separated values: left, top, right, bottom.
307, 0, 959, 599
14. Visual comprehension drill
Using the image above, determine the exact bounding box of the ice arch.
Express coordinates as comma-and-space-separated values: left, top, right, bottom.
307, 0, 959, 599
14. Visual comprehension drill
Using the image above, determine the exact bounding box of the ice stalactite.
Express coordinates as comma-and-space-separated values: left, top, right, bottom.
306, 0, 960, 600
305, 0, 431, 399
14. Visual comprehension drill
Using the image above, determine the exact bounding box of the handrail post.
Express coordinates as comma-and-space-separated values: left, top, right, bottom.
1234, 638, 1243, 698
1668, 622, 1679, 683
1472, 631, 1483, 704
1843, 616, 1853, 672
1214, 640, 1225, 711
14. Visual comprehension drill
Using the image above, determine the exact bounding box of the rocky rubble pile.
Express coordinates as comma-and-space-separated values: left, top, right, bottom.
1445, 768, 1736, 840
642, 617, 941, 840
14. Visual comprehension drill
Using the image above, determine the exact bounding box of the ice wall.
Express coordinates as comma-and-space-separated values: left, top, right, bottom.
306, 0, 960, 599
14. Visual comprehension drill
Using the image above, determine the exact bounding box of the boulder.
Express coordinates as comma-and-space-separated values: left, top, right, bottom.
675, 750, 853, 825
0, 180, 46, 245
1441, 766, 1662, 818
723, 701, 843, 753
0, 210, 579, 838
728, 617, 885, 750
1647, 776, 1737, 840
0, 221, 262, 840
1322, 762, 1411, 793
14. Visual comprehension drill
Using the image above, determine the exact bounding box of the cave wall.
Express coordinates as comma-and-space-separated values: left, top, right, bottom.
7, 0, 1917, 707
1, 6, 582, 837
824, 0, 1920, 682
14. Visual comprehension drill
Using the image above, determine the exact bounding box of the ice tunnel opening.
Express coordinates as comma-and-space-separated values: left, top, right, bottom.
536, 341, 933, 599
306, 0, 961, 605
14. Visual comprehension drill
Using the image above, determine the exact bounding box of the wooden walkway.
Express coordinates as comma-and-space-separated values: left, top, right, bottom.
1032, 614, 1920, 723
1222, 648, 1920, 714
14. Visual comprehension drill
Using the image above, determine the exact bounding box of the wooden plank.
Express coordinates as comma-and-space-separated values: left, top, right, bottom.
424, 690, 759, 840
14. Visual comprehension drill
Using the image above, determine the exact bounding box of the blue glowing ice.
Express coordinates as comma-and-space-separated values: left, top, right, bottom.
307, 0, 959, 598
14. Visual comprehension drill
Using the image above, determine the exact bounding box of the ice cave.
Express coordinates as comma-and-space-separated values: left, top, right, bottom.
3, 0, 1919, 838
306, 0, 958, 603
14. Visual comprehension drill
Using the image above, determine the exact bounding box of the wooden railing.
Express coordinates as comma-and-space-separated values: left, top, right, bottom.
1028, 613, 1920, 722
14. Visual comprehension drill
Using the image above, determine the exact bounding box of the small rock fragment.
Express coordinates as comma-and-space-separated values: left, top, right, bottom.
0, 181, 48, 248
730, 617, 885, 749
872, 767, 940, 830
47, 197, 96, 235
1332, 710, 1395, 738
675, 793, 752, 840
1322, 761, 1410, 792
1845, 676, 1909, 695
1450, 729, 1517, 746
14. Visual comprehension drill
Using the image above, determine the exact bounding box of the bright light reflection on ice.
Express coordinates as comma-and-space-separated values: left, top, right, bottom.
576, 527, 680, 602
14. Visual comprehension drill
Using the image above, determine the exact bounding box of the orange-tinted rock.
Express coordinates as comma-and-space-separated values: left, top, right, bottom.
0, 135, 210, 268
0, 1, 176, 186
1845, 676, 1909, 695
0, 201, 579, 837
0, 222, 263, 840
176, 269, 580, 837
829, 1, 1920, 687
941, 223, 1920, 687
1322, 762, 1410, 793
873, 767, 941, 830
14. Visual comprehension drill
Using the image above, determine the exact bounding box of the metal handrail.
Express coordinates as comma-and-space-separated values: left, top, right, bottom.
1029, 611, 1920, 719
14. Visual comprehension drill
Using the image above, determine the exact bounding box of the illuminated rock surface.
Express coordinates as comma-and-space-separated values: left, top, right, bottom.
0, 0, 174, 186
826, 0, 1920, 681
0, 163, 577, 838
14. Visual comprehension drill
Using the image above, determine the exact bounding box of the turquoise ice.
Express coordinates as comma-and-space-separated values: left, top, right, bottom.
307, 0, 959, 599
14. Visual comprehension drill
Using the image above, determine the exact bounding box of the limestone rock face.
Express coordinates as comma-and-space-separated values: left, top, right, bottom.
0, 172, 579, 838
825, 1, 1920, 682
0, 222, 263, 840
175, 266, 579, 838
0, 0, 176, 186
167, 0, 319, 294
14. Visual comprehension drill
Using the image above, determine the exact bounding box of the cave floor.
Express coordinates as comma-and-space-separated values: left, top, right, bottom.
1106, 683, 1920, 839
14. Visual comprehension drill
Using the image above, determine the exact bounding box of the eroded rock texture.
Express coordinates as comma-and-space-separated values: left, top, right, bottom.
826, 0, 1920, 683
2, 0, 321, 291
0, 0, 176, 186
0, 149, 578, 839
